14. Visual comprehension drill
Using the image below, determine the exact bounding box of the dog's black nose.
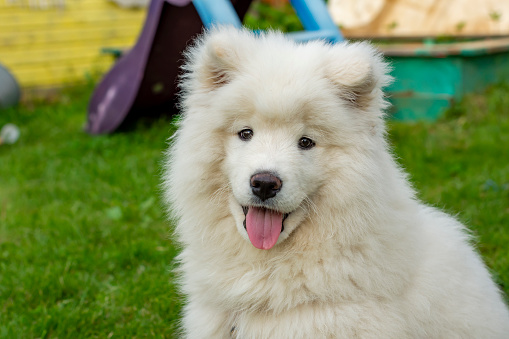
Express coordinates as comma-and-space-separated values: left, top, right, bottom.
250, 172, 282, 201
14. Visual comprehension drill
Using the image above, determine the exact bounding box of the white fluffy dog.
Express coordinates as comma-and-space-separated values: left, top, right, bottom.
164, 27, 509, 338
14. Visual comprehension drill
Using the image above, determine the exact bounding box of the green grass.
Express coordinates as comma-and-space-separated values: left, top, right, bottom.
388, 85, 509, 292
0, 82, 508, 337
243, 1, 303, 32
0, 84, 182, 338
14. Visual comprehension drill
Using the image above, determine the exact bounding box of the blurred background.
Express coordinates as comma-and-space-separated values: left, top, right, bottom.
0, 1, 508, 337
2, 0, 509, 92
2, 0, 509, 120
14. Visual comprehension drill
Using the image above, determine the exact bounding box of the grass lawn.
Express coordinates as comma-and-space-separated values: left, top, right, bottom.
1, 81, 508, 338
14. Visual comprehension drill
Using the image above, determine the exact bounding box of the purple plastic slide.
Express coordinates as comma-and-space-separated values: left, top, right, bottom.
86, 0, 252, 134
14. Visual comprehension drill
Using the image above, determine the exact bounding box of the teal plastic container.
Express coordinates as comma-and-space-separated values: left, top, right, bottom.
380, 38, 509, 120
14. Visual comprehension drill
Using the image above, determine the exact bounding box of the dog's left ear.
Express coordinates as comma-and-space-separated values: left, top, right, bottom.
326, 42, 391, 110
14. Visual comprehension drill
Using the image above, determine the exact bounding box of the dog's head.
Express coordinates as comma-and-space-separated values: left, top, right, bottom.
168, 27, 392, 250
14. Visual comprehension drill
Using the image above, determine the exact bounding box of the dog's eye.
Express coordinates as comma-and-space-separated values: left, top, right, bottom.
238, 128, 254, 141
298, 137, 315, 150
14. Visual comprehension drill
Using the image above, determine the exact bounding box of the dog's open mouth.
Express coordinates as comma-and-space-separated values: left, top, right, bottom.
242, 206, 289, 250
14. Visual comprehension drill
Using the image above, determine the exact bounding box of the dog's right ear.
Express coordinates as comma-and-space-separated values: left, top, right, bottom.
188, 28, 245, 91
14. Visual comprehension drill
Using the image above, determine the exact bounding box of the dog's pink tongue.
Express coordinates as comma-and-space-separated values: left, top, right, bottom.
246, 207, 283, 250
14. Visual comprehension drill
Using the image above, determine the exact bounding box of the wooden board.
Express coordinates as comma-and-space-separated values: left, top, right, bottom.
0, 0, 146, 89
328, 0, 509, 38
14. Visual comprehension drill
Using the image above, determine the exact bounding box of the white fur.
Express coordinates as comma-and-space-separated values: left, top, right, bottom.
163, 27, 509, 338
